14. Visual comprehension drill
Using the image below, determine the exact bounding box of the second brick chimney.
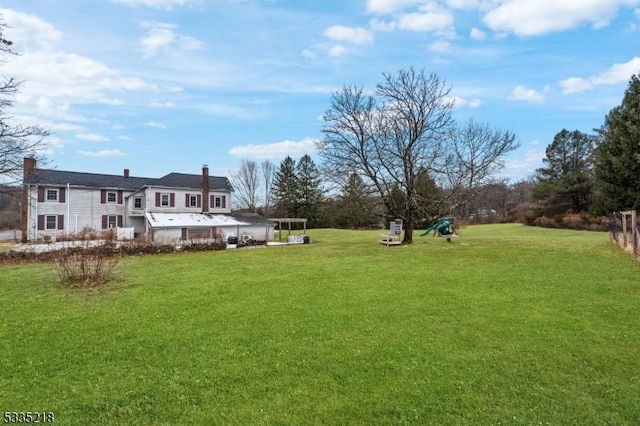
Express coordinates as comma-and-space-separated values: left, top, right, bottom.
124, 168, 130, 178
202, 165, 209, 212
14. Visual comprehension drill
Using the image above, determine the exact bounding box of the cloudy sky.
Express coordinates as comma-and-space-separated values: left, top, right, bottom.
1, 0, 639, 180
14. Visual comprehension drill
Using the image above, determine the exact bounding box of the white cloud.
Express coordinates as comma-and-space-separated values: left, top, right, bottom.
428, 40, 451, 53
140, 22, 204, 57
76, 133, 110, 142
365, 0, 423, 14
78, 149, 127, 157
509, 85, 547, 103
397, 7, 454, 32
328, 44, 350, 57
468, 98, 483, 108
446, 0, 487, 9
302, 49, 317, 60
503, 147, 545, 178
470, 27, 486, 40
483, 0, 640, 36
110, 0, 195, 9
324, 25, 374, 45
150, 100, 175, 108
446, 96, 483, 109
369, 19, 397, 31
146, 121, 167, 128
178, 35, 204, 51
0, 8, 62, 51
559, 56, 640, 94
229, 138, 318, 159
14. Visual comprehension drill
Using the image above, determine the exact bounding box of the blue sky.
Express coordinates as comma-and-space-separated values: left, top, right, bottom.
1, 0, 639, 181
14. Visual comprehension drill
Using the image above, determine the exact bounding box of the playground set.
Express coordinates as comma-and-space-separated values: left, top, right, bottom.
420, 217, 457, 242
378, 217, 457, 245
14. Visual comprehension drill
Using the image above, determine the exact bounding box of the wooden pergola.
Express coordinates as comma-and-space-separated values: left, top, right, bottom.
268, 218, 307, 242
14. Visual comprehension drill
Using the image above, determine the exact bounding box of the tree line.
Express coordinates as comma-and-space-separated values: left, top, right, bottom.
233, 69, 640, 237
531, 73, 640, 218
3, 13, 639, 238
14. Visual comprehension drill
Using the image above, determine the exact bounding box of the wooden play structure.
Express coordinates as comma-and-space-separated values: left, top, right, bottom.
379, 219, 403, 246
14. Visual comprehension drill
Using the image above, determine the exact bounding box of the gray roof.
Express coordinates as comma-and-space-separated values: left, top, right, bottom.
24, 168, 234, 192
232, 212, 275, 226
156, 173, 233, 191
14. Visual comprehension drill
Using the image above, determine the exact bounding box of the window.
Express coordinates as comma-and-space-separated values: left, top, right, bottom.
46, 215, 57, 230
133, 197, 143, 209
213, 195, 226, 209
189, 195, 198, 207
107, 191, 117, 203
107, 215, 118, 229
46, 189, 58, 201
155, 192, 175, 208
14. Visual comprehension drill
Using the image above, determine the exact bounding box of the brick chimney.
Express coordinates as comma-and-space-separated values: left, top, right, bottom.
202, 164, 209, 212
124, 168, 130, 178
21, 157, 36, 243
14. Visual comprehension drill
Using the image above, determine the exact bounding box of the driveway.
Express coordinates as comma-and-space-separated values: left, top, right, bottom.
0, 230, 20, 241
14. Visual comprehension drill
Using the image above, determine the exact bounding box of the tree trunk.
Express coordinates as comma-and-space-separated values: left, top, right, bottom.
403, 218, 414, 244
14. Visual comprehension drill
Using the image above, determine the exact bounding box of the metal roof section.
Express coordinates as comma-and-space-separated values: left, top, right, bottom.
146, 212, 250, 228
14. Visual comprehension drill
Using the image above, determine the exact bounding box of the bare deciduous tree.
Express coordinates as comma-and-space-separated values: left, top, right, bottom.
230, 159, 260, 212
318, 67, 519, 243
1, 18, 49, 185
261, 159, 275, 216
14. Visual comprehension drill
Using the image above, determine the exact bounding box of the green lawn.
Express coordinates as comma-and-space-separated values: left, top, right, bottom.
1, 224, 639, 425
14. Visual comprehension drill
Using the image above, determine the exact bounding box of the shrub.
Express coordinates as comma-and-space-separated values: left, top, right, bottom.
55, 244, 120, 288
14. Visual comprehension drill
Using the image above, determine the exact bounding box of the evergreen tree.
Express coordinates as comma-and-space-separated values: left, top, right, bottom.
271, 156, 298, 217
533, 129, 595, 214
334, 173, 378, 228
295, 154, 324, 226
594, 74, 640, 211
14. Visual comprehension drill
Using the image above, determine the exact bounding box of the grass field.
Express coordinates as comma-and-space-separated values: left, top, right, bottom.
1, 224, 639, 425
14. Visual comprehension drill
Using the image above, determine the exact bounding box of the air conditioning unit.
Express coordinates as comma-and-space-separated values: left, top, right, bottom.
242, 234, 252, 242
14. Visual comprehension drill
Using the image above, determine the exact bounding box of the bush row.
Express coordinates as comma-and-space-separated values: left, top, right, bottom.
0, 240, 227, 266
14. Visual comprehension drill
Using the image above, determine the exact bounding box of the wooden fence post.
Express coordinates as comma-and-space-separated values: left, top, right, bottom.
633, 210, 638, 257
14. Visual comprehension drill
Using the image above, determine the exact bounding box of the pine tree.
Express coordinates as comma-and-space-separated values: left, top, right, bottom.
295, 154, 323, 226
533, 129, 595, 214
271, 156, 298, 217
334, 172, 378, 228
594, 74, 640, 211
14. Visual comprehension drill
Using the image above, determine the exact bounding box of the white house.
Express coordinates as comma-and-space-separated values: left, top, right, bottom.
20, 157, 272, 244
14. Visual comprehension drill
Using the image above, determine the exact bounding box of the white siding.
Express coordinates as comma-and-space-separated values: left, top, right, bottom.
25, 185, 133, 241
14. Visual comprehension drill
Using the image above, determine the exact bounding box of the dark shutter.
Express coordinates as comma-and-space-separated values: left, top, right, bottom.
185, 194, 190, 207
102, 215, 108, 229
197, 194, 201, 208
101, 189, 107, 204
117, 215, 123, 227
210, 195, 215, 209
59, 187, 66, 203
155, 192, 161, 207
38, 187, 45, 202
57, 215, 64, 230
170, 193, 175, 207
221, 195, 226, 209
37, 215, 45, 230
181, 228, 188, 241
118, 190, 123, 204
